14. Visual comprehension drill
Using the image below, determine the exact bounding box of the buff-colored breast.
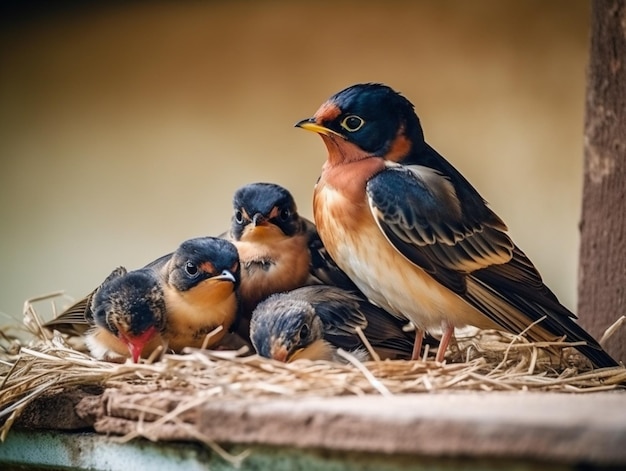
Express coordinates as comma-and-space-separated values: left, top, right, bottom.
235, 229, 311, 311
314, 167, 493, 333
163, 280, 237, 351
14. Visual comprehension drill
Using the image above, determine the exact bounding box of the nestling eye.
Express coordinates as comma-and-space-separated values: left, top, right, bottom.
279, 208, 291, 221
299, 323, 310, 341
234, 210, 244, 224
185, 262, 199, 276
340, 115, 365, 132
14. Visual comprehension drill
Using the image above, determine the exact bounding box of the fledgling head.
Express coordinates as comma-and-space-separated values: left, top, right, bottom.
167, 237, 240, 292
296, 83, 424, 160
229, 183, 301, 241
250, 294, 325, 362
90, 269, 166, 363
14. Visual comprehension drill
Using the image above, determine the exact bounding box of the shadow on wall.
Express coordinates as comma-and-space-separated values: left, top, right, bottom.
0, 0, 589, 320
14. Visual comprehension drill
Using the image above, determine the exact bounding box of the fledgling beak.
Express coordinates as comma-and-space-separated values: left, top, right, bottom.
120, 326, 157, 363
295, 118, 344, 138
270, 340, 289, 362
213, 270, 237, 283
252, 213, 268, 227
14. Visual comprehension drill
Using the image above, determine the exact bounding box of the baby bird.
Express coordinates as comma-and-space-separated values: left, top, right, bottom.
249, 285, 428, 363
45, 237, 240, 362
84, 266, 166, 362
224, 182, 359, 339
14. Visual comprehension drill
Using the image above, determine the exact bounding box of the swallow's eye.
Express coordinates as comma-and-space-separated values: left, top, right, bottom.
279, 208, 291, 221
299, 324, 310, 341
185, 262, 198, 276
234, 210, 244, 224
340, 115, 365, 132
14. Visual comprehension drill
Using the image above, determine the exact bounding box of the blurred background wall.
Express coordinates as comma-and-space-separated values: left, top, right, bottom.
0, 0, 589, 323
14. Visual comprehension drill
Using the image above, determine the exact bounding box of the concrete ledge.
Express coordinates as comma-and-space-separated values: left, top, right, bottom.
4, 391, 626, 468
0, 429, 582, 471
193, 392, 626, 464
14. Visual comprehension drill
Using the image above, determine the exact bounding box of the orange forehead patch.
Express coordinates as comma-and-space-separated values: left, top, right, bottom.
313, 101, 341, 123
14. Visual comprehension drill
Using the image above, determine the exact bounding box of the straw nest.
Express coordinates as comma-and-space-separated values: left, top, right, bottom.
1, 292, 625, 462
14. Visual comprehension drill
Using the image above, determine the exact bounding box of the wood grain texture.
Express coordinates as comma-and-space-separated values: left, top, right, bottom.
579, 0, 626, 363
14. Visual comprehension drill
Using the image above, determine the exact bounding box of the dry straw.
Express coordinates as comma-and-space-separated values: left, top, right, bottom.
1, 292, 625, 461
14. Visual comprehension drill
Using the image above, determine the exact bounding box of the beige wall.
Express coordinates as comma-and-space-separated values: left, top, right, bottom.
0, 0, 589, 322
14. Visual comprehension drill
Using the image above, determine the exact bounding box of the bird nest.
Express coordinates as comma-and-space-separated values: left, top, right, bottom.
1, 293, 625, 464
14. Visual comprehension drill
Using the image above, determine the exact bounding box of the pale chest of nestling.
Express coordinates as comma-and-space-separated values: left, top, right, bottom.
163, 281, 237, 351
235, 231, 311, 311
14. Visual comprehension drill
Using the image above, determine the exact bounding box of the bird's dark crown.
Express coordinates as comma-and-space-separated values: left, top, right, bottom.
231, 182, 300, 239
168, 237, 240, 292
318, 82, 425, 156
92, 269, 166, 337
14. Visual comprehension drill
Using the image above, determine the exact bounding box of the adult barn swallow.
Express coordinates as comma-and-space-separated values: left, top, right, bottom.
296, 82, 619, 368
224, 182, 359, 317
249, 285, 426, 362
45, 237, 240, 362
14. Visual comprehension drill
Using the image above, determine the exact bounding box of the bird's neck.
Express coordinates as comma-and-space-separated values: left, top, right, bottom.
314, 157, 385, 264
319, 155, 385, 202
164, 280, 237, 349
235, 232, 311, 312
